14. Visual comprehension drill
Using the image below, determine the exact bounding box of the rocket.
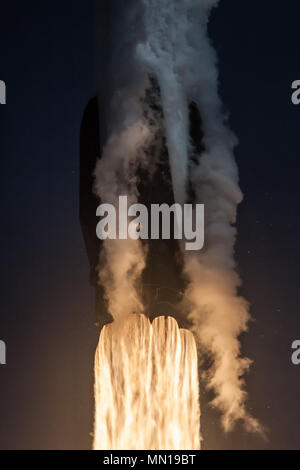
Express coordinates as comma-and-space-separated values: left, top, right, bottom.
79, 78, 204, 330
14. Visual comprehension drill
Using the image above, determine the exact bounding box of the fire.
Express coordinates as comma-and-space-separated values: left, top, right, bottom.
93, 314, 201, 450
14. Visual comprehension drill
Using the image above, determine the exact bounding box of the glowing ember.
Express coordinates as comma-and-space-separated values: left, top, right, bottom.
93, 314, 200, 450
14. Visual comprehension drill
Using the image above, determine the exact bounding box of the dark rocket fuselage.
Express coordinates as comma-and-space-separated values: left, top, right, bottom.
80, 82, 204, 329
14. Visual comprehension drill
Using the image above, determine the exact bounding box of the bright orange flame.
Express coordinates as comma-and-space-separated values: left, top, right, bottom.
93, 314, 201, 450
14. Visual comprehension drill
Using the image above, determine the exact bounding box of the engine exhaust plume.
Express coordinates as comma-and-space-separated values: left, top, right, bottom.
93, 314, 200, 450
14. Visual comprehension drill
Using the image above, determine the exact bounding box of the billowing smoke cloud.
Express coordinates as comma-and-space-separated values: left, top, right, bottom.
94, 120, 150, 319
94, 0, 262, 434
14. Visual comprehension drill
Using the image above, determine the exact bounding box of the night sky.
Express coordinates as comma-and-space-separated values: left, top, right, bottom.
1, 0, 300, 450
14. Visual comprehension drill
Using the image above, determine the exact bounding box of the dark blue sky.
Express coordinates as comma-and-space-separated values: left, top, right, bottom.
0, 0, 300, 449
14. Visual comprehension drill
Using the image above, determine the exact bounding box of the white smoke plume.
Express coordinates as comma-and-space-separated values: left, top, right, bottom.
94, 120, 150, 319
136, 0, 262, 433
